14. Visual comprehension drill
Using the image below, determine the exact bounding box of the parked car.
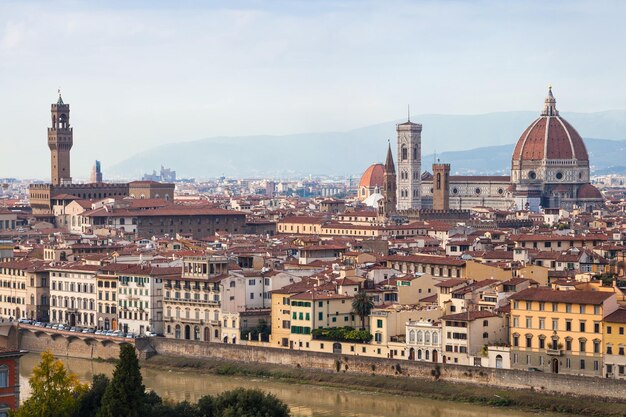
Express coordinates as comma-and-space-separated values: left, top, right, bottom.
18, 318, 32, 325
144, 331, 157, 337
126, 333, 136, 339
95, 330, 103, 335
527, 367, 543, 372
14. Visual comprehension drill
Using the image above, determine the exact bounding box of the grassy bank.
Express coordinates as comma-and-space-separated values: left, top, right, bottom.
141, 354, 626, 417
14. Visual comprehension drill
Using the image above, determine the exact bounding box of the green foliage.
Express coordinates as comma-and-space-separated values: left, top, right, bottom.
12, 351, 87, 417
141, 389, 288, 417
97, 343, 146, 417
76, 374, 109, 417
311, 326, 373, 343
352, 291, 375, 330
212, 388, 290, 417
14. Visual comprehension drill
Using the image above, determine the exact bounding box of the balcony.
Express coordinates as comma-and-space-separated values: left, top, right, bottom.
547, 349, 562, 356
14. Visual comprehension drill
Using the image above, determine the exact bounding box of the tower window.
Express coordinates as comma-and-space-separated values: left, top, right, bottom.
412, 147, 417, 160
401, 146, 408, 161
475, 188, 481, 194
556, 172, 563, 180
528, 171, 537, 180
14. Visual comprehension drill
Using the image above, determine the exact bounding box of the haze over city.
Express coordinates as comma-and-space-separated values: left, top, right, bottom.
3, 0, 626, 178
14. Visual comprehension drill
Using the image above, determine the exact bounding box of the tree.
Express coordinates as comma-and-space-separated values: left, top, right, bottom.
76, 374, 109, 417
213, 388, 290, 417
12, 351, 87, 417
352, 291, 374, 330
97, 343, 146, 417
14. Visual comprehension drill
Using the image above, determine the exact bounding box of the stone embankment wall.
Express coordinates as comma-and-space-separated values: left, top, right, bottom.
140, 337, 626, 400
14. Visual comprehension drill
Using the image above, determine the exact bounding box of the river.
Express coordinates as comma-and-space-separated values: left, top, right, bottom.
19, 353, 551, 417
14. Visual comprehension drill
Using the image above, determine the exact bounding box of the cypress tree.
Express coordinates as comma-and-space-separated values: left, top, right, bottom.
97, 343, 146, 417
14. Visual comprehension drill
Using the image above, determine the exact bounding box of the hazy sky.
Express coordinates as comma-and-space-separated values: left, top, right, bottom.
2, 0, 626, 179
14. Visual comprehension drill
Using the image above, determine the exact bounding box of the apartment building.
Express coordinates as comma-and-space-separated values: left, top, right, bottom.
603, 308, 626, 379
440, 310, 508, 366
49, 264, 100, 327
509, 287, 618, 376
111, 264, 175, 335
163, 256, 230, 341
0, 260, 49, 321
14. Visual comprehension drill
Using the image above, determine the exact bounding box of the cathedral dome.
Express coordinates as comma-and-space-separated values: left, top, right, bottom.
512, 87, 589, 163
359, 164, 384, 189
577, 184, 603, 200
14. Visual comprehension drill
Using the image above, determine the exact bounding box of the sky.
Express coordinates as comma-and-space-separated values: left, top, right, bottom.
1, 0, 626, 179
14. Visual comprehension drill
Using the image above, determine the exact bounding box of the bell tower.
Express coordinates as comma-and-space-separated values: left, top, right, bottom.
396, 115, 422, 210
432, 162, 450, 210
48, 90, 73, 185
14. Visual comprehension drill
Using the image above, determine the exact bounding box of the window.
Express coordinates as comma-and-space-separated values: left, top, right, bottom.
579, 304, 585, 314
539, 318, 545, 329
607, 326, 612, 334
377, 319, 383, 329
579, 340, 586, 353
525, 317, 532, 329
566, 320, 572, 331
607, 345, 613, 355
620, 346, 625, 356
552, 303, 558, 312
0, 365, 7, 388
525, 302, 531, 310
580, 321, 586, 332
539, 302, 545, 311
526, 335, 532, 348
580, 359, 585, 370
552, 318, 558, 331
565, 304, 572, 313
513, 335, 519, 347
594, 322, 600, 333
539, 338, 545, 349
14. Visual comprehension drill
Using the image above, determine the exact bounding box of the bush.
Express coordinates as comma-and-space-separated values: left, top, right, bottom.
311, 327, 373, 343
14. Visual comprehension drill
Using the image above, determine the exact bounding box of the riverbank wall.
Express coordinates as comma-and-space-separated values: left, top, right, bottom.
138, 337, 626, 400
7, 324, 626, 401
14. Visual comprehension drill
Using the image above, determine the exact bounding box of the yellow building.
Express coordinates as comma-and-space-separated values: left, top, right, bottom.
603, 308, 626, 379
509, 287, 618, 376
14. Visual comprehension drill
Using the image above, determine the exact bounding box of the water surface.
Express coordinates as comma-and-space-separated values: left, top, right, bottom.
19, 353, 552, 417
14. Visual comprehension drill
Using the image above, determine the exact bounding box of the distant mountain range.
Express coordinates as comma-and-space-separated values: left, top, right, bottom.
108, 111, 626, 179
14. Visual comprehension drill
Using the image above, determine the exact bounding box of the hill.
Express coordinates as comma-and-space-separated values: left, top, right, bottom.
108, 111, 626, 179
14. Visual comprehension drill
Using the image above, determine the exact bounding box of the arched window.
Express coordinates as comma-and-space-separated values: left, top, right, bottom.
412, 147, 417, 160
424, 332, 431, 344
401, 146, 408, 160
417, 331, 423, 343
436, 173, 441, 190
409, 330, 415, 343
432, 332, 438, 344
417, 349, 422, 360
425, 350, 430, 360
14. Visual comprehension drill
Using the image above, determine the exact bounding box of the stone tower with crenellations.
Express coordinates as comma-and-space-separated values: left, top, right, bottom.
48, 91, 73, 186
432, 162, 450, 210
396, 117, 422, 210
